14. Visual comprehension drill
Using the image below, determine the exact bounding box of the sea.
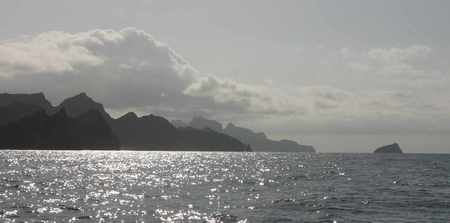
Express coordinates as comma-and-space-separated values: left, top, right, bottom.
0, 151, 449, 223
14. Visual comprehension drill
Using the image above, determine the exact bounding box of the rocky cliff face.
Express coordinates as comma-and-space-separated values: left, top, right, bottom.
374, 143, 403, 153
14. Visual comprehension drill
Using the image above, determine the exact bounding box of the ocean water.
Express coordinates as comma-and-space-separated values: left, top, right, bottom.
0, 151, 449, 223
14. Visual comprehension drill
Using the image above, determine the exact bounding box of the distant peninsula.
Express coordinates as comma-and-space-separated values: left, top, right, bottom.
172, 117, 315, 153
374, 143, 403, 154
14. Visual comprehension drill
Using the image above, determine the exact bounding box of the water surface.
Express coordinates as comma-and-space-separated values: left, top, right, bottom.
0, 151, 449, 222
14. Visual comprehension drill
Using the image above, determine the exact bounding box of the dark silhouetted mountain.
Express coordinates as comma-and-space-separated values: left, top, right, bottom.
374, 143, 403, 154
0, 93, 53, 125
0, 102, 45, 126
0, 93, 53, 112
176, 127, 250, 151
112, 113, 249, 151
56, 93, 111, 120
112, 112, 178, 147
0, 92, 250, 151
0, 109, 119, 149
178, 116, 314, 152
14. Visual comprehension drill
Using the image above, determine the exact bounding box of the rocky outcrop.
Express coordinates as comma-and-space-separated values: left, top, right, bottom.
374, 143, 403, 154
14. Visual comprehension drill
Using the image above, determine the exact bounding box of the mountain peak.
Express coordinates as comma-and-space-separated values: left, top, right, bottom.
58, 93, 110, 119
118, 112, 138, 120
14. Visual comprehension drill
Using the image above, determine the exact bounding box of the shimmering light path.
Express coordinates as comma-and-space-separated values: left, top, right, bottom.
0, 151, 449, 222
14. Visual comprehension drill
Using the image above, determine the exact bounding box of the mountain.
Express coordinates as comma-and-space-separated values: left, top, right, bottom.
112, 113, 249, 151
0, 93, 53, 125
172, 120, 189, 128
190, 116, 223, 132
176, 127, 250, 151
0, 102, 45, 126
180, 116, 315, 152
374, 143, 403, 154
0, 92, 250, 151
112, 112, 178, 147
0, 93, 53, 112
0, 109, 119, 149
56, 93, 111, 120
224, 123, 315, 152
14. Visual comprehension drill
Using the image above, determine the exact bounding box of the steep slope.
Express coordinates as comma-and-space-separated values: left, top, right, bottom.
56, 93, 111, 120
224, 123, 315, 152
0, 93, 54, 125
0, 109, 119, 149
180, 116, 315, 152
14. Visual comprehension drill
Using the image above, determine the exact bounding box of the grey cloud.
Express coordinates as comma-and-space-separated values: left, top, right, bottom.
0, 28, 310, 118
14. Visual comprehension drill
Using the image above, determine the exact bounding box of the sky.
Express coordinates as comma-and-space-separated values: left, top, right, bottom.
1, 0, 450, 153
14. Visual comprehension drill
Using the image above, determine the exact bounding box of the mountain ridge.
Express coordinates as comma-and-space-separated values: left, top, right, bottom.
0, 92, 250, 151
173, 116, 315, 152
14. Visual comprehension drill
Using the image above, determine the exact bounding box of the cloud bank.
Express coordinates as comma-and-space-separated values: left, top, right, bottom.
0, 28, 313, 117
0, 28, 448, 136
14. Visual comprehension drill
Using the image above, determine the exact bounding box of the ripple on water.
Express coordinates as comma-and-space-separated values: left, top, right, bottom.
0, 151, 448, 222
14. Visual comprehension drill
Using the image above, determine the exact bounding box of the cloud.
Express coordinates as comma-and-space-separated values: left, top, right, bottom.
1, 28, 450, 137
343, 45, 438, 79
0, 28, 310, 118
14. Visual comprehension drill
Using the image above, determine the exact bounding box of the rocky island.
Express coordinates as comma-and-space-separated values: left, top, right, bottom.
374, 143, 403, 154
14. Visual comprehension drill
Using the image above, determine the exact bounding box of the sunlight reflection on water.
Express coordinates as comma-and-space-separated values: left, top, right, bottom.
0, 150, 449, 222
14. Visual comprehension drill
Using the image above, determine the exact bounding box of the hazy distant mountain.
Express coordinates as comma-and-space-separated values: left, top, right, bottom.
190, 116, 223, 132
374, 143, 403, 153
0, 109, 119, 149
176, 127, 250, 151
172, 120, 189, 128
180, 116, 315, 152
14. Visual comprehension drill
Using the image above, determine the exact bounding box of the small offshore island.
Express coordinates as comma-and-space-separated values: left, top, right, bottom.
0, 92, 315, 152
374, 143, 403, 154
